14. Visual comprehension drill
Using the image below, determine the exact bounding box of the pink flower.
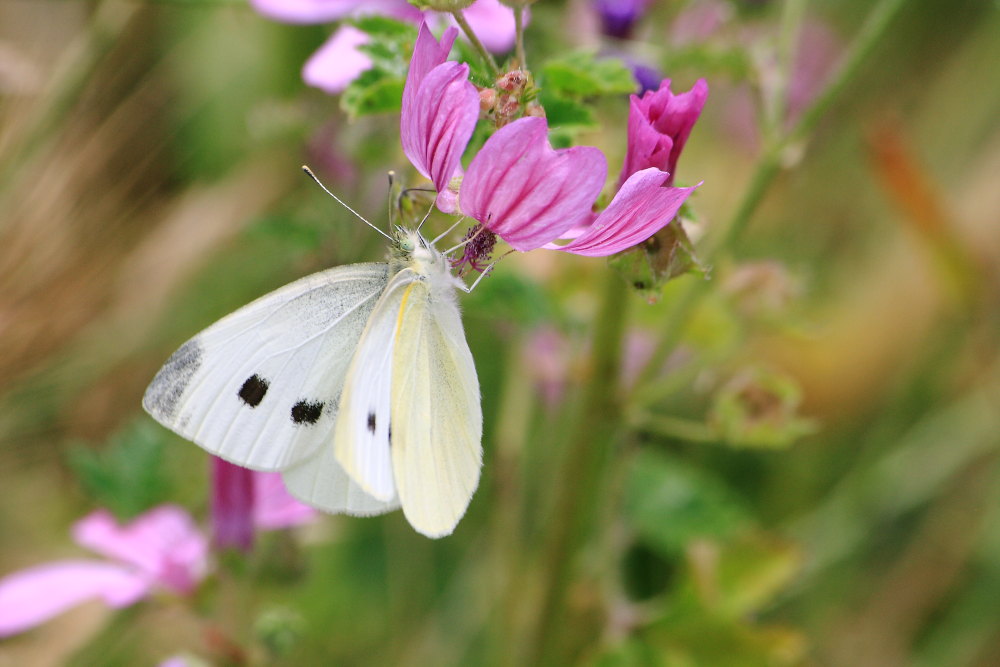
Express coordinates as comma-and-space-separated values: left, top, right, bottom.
212, 458, 317, 552
0, 506, 208, 637
550, 168, 698, 257
401, 24, 478, 213
459, 117, 607, 251
620, 78, 708, 185
250, 0, 518, 94
459, 117, 697, 257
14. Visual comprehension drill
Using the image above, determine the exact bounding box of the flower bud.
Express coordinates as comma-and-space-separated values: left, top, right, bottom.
479, 87, 497, 112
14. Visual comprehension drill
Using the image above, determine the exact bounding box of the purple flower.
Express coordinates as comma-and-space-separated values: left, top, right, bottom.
250, 0, 518, 94
0, 506, 208, 637
592, 0, 648, 40
459, 117, 607, 252
401, 23, 478, 213
458, 117, 697, 257
212, 458, 317, 552
620, 78, 708, 186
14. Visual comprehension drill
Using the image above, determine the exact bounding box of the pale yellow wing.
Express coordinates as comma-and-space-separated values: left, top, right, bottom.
390, 280, 482, 538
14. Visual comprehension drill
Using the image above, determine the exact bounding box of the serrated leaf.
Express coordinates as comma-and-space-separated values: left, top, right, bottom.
541, 52, 638, 98
68, 420, 172, 520
340, 67, 405, 118
349, 15, 416, 40
609, 218, 708, 303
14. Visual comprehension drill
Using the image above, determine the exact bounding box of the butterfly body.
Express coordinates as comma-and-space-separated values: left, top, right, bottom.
144, 228, 482, 537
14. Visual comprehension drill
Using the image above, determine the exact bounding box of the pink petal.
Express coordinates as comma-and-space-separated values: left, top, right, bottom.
460, 117, 607, 251
401, 23, 474, 210
249, 0, 364, 24
0, 561, 149, 637
405, 22, 459, 95
302, 25, 373, 94
554, 168, 698, 257
461, 0, 520, 53
72, 506, 208, 594
621, 78, 708, 184
212, 458, 255, 552
253, 472, 318, 530
402, 62, 478, 196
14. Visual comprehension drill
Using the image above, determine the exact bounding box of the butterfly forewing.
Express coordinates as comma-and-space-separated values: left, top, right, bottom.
390, 278, 482, 538
143, 262, 389, 471
331, 269, 421, 502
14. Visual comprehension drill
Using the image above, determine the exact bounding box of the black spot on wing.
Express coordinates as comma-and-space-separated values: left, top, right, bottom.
291, 400, 324, 425
238, 374, 269, 407
143, 339, 203, 421
367, 412, 376, 434
387, 423, 392, 447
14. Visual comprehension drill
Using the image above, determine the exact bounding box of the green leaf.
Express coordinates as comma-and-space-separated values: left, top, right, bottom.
624, 449, 752, 557
67, 420, 172, 520
541, 52, 637, 98
609, 217, 708, 303
539, 90, 597, 129
340, 68, 406, 119
338, 16, 415, 118
349, 15, 416, 41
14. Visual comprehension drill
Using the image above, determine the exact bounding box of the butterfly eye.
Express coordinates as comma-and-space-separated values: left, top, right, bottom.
400, 238, 415, 253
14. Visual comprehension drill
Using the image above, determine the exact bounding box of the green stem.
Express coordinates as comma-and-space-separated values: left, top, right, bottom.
766, 0, 808, 144
514, 6, 527, 70
526, 271, 629, 665
630, 413, 717, 443
452, 9, 500, 77
787, 0, 909, 147
632, 0, 910, 398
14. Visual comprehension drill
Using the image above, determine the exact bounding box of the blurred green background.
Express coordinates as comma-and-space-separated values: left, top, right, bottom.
1, 0, 999, 664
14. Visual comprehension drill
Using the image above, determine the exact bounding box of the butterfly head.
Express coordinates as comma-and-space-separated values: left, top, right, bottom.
391, 227, 445, 275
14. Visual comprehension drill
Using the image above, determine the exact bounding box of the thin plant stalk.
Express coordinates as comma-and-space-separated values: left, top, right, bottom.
452, 9, 500, 76
514, 6, 527, 69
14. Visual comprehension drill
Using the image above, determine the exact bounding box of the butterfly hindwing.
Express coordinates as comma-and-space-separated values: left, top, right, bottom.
282, 428, 401, 517
390, 277, 482, 537
144, 262, 390, 471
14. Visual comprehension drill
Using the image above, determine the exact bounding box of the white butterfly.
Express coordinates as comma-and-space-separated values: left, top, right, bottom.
143, 216, 482, 538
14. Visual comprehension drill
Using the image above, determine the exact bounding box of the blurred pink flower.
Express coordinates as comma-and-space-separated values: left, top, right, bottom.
212, 458, 317, 552
620, 78, 708, 186
458, 116, 697, 257
401, 23, 478, 213
0, 506, 208, 637
524, 326, 574, 408
250, 0, 518, 94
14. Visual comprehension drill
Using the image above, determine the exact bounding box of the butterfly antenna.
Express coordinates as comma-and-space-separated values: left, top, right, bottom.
431, 217, 467, 246
302, 165, 391, 241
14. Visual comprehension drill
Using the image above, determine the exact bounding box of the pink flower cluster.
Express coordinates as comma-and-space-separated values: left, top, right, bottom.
400, 23, 707, 260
